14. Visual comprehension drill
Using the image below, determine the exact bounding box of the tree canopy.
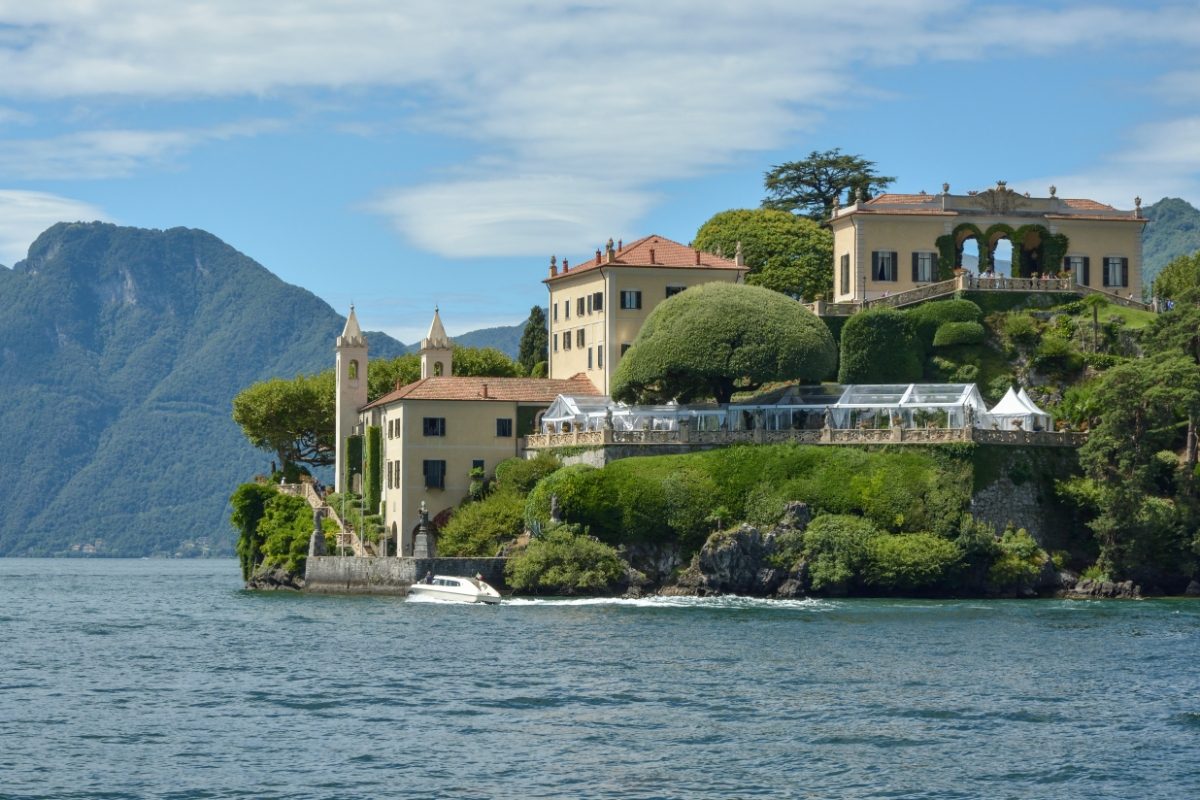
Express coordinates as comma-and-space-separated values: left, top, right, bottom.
610, 282, 837, 404
1153, 250, 1200, 300
693, 208, 833, 301
517, 305, 549, 375
452, 345, 521, 377
232, 371, 335, 468
763, 148, 895, 221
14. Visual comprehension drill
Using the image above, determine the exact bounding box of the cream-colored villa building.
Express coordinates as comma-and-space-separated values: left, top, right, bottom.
336, 307, 598, 554
831, 182, 1146, 303
545, 235, 748, 391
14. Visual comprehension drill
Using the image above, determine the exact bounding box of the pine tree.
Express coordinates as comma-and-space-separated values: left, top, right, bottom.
517, 305, 549, 375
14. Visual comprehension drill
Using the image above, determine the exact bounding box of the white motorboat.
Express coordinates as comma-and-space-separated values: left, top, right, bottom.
407, 574, 502, 604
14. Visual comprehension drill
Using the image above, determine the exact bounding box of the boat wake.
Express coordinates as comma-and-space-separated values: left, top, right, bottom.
501, 595, 838, 611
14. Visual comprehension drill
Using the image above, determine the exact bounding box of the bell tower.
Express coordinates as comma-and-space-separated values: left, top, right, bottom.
420, 307, 453, 378
335, 305, 368, 491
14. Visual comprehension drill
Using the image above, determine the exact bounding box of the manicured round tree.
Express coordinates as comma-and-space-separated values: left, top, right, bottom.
837, 309, 922, 384
610, 282, 837, 404
694, 208, 833, 301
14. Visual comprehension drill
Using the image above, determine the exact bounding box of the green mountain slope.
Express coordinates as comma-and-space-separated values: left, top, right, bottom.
1142, 197, 1200, 289
0, 222, 406, 557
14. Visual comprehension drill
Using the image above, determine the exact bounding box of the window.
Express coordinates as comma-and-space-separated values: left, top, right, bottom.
1103, 257, 1129, 288
553, 303, 558, 322
593, 291, 603, 311
553, 333, 558, 352
912, 252, 935, 283
472, 459, 485, 471
620, 290, 642, 309
597, 347, 603, 368
587, 347, 593, 369
386, 460, 392, 490
872, 251, 898, 281
576, 329, 585, 348
563, 331, 572, 350
577, 297, 585, 316
422, 417, 446, 437
564, 299, 570, 319
496, 418, 513, 437
1066, 255, 1090, 285
347, 359, 359, 380
665, 285, 686, 298
621, 343, 632, 356
423, 460, 446, 489
840, 254, 850, 294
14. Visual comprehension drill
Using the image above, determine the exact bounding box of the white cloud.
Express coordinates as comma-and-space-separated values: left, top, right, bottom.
0, 190, 111, 266
0, 119, 284, 179
3, 2, 1200, 254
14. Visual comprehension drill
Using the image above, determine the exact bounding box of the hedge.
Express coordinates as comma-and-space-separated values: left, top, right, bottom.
932, 321, 986, 347
906, 299, 982, 349
838, 309, 922, 383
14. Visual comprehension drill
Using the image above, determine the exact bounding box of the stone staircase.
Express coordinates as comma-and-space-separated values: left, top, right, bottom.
278, 481, 370, 557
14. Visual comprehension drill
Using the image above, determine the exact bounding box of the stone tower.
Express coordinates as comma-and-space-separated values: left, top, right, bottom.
420, 307, 453, 379
335, 306, 368, 491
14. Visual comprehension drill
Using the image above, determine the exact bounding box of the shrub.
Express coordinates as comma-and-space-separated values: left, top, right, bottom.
907, 299, 982, 348
932, 321, 986, 347
1033, 335, 1083, 375
986, 528, 1047, 591
802, 514, 882, 591
1002, 313, 1040, 346
505, 527, 625, 594
494, 453, 561, 494
863, 532, 962, 593
258, 492, 317, 576
438, 488, 526, 556
838, 309, 922, 383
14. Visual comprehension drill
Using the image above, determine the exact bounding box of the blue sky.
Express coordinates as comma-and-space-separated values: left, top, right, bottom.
2, 1, 1199, 343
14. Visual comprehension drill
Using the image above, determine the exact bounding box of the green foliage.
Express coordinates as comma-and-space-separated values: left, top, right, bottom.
452, 345, 521, 377
863, 532, 962, 593
363, 425, 382, 515
258, 492, 317, 576
611, 282, 837, 404
932, 321, 986, 348
986, 528, 1047, 591
505, 527, 625, 594
232, 370, 335, 468
693, 208, 833, 301
762, 148, 895, 220
1032, 335, 1083, 376
1000, 313, 1040, 346
231, 482, 277, 581
837, 309, 922, 383
343, 435, 362, 490
517, 306, 549, 375
907, 299, 982, 348
530, 361, 548, 378
494, 453, 561, 494
438, 488, 526, 557
801, 514, 881, 591
368, 354, 421, 399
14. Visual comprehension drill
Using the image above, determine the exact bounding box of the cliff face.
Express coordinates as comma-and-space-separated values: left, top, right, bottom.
0, 222, 407, 557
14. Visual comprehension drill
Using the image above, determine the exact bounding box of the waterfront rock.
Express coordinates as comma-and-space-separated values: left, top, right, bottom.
246, 566, 303, 591
1064, 578, 1142, 599
1184, 580, 1200, 597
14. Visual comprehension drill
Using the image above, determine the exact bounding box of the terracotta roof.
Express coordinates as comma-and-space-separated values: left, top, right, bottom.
1044, 214, 1146, 223
1062, 198, 1116, 211
545, 234, 745, 283
865, 193, 939, 205
363, 373, 601, 408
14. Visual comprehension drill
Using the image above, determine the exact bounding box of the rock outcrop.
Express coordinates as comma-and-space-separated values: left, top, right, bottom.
1061, 578, 1142, 600
661, 502, 810, 597
246, 566, 304, 591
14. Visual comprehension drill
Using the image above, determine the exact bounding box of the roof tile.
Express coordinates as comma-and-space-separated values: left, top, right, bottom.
364, 373, 601, 408
547, 234, 745, 282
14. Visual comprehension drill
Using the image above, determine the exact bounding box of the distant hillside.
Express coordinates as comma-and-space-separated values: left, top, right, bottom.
1142, 197, 1200, 289
406, 313, 544, 358
0, 222, 406, 557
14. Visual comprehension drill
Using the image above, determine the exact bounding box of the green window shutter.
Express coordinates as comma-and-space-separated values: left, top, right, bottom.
911, 252, 919, 282
891, 252, 899, 281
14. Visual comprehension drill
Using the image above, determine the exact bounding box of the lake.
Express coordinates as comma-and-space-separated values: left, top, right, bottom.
1, 559, 1197, 799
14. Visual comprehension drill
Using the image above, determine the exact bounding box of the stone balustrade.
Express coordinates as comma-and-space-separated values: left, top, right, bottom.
524, 424, 1084, 450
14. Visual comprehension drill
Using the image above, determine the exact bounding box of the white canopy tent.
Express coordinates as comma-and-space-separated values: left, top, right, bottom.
825, 383, 991, 430
988, 387, 1051, 431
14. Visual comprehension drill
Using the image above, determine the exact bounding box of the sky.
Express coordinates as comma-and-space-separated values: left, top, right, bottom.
2, 1, 1200, 343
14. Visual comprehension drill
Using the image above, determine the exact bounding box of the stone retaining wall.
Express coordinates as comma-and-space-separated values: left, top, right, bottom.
304, 556, 508, 595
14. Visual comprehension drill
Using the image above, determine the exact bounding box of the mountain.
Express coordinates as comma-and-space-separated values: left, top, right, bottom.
405, 315, 541, 358
1141, 197, 1200, 289
0, 222, 406, 557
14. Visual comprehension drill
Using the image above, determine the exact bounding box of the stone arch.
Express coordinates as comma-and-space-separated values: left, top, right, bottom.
433, 360, 445, 376
348, 359, 359, 380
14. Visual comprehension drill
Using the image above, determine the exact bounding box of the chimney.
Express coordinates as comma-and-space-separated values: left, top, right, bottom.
617, 239, 623, 251
563, 258, 569, 273
595, 248, 601, 265
482, 382, 489, 399
549, 255, 557, 277
605, 238, 615, 263
649, 248, 656, 265
694, 249, 701, 265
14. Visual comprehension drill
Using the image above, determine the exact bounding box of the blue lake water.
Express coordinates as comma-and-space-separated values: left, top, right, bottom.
0, 559, 1197, 799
